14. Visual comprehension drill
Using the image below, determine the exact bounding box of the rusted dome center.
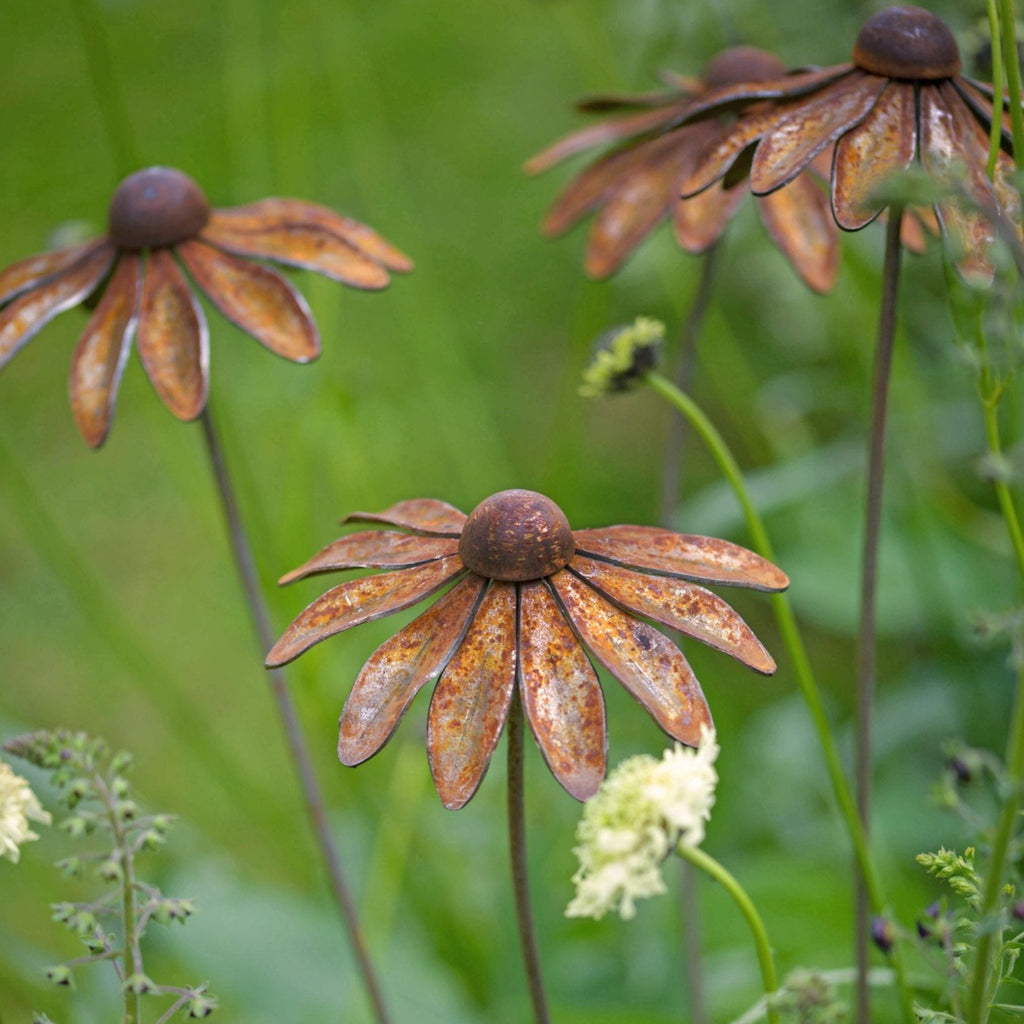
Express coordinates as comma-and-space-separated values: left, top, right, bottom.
704, 46, 786, 88
108, 167, 211, 250
459, 489, 575, 582
853, 6, 961, 80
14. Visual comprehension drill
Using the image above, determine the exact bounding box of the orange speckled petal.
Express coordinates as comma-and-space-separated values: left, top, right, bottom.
135, 248, 208, 421
519, 580, 606, 800
572, 525, 789, 591
427, 581, 518, 809
755, 172, 838, 293
570, 556, 775, 673
280, 531, 460, 584
750, 72, 886, 194
177, 238, 319, 362
673, 178, 747, 253
832, 81, 917, 230
266, 555, 466, 667
551, 571, 712, 746
0, 242, 116, 373
344, 499, 467, 535
0, 240, 107, 306
583, 134, 700, 277
524, 103, 687, 174
338, 574, 485, 766
69, 253, 141, 448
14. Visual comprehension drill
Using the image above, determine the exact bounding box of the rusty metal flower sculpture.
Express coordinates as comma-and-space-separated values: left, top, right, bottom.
678, 5, 1019, 281
266, 489, 787, 809
525, 46, 839, 292
0, 166, 412, 446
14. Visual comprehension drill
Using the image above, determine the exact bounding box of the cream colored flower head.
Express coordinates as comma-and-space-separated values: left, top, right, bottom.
0, 758, 51, 863
566, 727, 718, 920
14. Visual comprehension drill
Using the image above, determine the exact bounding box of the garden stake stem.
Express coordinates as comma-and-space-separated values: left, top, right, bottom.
854, 205, 904, 1024
507, 689, 551, 1024
645, 371, 916, 1023
198, 407, 391, 1024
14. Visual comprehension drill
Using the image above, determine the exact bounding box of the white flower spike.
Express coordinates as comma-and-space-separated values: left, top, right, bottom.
567, 727, 719, 920
0, 758, 51, 863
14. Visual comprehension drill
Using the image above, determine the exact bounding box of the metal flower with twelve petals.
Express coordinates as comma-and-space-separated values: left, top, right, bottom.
0, 166, 412, 446
677, 6, 1020, 282
266, 489, 788, 809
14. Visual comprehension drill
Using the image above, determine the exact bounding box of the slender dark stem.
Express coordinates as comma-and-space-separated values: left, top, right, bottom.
679, 859, 709, 1024
660, 244, 721, 526
198, 407, 391, 1024
855, 206, 904, 1024
507, 689, 551, 1024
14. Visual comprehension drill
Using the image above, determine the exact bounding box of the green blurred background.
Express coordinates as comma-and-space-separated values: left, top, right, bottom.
0, 0, 1016, 1020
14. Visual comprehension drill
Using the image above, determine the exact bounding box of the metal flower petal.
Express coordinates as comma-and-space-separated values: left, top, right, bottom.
271, 491, 784, 807
0, 166, 411, 445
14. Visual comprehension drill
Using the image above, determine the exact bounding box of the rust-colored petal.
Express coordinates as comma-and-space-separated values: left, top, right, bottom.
135, 248, 208, 421
550, 570, 712, 746
204, 197, 412, 284
280, 531, 460, 584
832, 81, 917, 230
427, 581, 518, 809
919, 82, 1003, 284
584, 134, 699, 278
0, 240, 107, 306
573, 525, 788, 591
673, 177, 747, 253
0, 243, 116, 373
266, 555, 466, 667
524, 103, 687, 174
677, 64, 853, 123
953, 77, 1012, 147
177, 238, 319, 362
344, 498, 467, 535
570, 555, 775, 673
518, 580, 606, 800
750, 72, 887, 194
755, 171, 838, 293
69, 253, 141, 448
338, 574, 486, 766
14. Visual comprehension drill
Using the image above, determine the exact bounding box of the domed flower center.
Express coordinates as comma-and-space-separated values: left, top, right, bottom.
853, 5, 961, 80
459, 489, 575, 581
108, 167, 211, 250
704, 46, 786, 88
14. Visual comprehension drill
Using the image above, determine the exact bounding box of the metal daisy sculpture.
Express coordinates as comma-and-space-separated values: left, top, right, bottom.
269, 489, 786, 1024
0, 166, 412, 1024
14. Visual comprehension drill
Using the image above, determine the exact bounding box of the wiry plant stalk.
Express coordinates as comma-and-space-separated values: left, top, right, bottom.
199, 406, 391, 1024
854, 205, 904, 1024
507, 689, 551, 1024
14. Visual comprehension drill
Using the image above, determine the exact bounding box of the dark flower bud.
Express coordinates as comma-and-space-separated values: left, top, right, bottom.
871, 916, 894, 955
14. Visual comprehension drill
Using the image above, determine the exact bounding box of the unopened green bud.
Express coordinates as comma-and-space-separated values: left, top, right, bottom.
44, 964, 73, 987
115, 800, 138, 822
579, 317, 664, 398
188, 992, 218, 1018
97, 857, 123, 883
123, 972, 157, 995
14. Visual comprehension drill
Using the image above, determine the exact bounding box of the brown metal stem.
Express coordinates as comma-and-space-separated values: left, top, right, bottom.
855, 207, 904, 1024
507, 687, 551, 1024
198, 406, 391, 1024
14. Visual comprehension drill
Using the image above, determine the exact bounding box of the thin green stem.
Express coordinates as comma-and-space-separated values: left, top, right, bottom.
507, 689, 551, 1024
69, 0, 140, 178
999, 0, 1024, 165
198, 407, 391, 1024
678, 845, 778, 1024
645, 370, 915, 1022
854, 205, 904, 1024
988, 0, 1006, 178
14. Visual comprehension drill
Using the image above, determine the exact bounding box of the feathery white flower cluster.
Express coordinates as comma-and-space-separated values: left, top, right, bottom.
0, 758, 51, 863
566, 727, 719, 920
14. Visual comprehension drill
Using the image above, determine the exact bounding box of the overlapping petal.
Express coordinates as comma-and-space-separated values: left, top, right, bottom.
0, 241, 106, 306
280, 531, 460, 583
344, 498, 467, 535
427, 581, 518, 809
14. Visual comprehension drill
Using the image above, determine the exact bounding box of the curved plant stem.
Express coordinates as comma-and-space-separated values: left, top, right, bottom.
198, 407, 391, 1024
507, 689, 551, 1024
1000, 0, 1024, 163
679, 845, 778, 1024
645, 370, 915, 1022
660, 244, 721, 526
854, 205, 904, 1024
